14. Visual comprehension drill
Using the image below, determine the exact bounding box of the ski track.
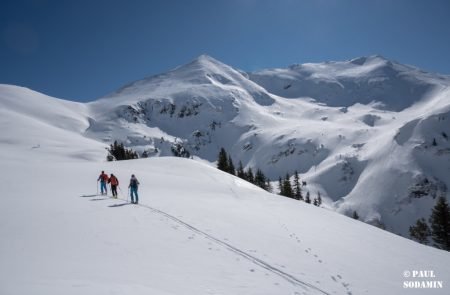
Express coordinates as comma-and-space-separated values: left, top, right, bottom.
86, 195, 331, 295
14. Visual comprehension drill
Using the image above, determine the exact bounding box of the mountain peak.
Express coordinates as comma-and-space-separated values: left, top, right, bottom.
349, 54, 390, 65
167, 54, 232, 77
187, 54, 225, 67
195, 54, 219, 62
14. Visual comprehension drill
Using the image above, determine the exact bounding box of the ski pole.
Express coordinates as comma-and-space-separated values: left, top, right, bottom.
96, 180, 98, 195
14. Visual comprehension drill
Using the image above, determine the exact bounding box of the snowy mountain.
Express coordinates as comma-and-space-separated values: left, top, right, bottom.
249, 55, 450, 111
1, 54, 450, 244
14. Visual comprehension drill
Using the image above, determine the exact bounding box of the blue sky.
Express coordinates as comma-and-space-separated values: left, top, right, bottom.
1, 0, 450, 102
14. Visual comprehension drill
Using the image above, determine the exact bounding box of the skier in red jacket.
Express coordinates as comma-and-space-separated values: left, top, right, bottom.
108, 174, 119, 198
97, 171, 109, 195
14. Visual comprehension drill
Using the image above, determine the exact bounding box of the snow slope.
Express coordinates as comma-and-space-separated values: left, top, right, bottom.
1, 151, 449, 294
0, 84, 105, 162
1, 54, 450, 244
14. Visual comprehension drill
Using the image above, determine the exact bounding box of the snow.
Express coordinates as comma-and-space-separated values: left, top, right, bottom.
1, 154, 449, 294
0, 84, 106, 162
249, 55, 450, 111
1, 54, 450, 294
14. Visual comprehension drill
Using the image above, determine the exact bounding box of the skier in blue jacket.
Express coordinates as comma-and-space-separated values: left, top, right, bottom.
128, 174, 140, 204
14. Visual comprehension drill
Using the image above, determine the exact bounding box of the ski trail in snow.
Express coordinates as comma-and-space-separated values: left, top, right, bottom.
107, 197, 331, 295
142, 204, 331, 295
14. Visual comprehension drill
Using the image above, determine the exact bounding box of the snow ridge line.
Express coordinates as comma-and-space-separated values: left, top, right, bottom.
111, 197, 330, 295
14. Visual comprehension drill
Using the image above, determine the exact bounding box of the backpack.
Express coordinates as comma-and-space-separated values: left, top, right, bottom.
101, 174, 109, 182
130, 178, 139, 188
110, 176, 118, 186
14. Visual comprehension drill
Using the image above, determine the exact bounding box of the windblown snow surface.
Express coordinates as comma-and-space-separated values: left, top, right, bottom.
1, 55, 450, 294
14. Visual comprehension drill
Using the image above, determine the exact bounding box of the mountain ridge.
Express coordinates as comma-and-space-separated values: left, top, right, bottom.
249, 54, 450, 111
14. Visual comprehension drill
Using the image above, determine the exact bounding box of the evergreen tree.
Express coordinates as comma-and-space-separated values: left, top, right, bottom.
254, 169, 267, 190
119, 142, 126, 159
313, 198, 318, 206
246, 167, 255, 184
352, 210, 359, 220
305, 191, 311, 204
171, 143, 190, 158
107, 140, 139, 161
317, 192, 322, 206
227, 155, 235, 175
141, 150, 149, 158
124, 147, 138, 160
409, 218, 431, 245
237, 161, 246, 179
282, 173, 293, 198
429, 196, 450, 250
432, 138, 437, 146
293, 170, 302, 200
217, 148, 229, 172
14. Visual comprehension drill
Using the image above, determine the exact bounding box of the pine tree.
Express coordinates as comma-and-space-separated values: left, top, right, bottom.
255, 169, 267, 190
313, 198, 318, 206
107, 140, 139, 161
429, 196, 450, 250
409, 218, 431, 245
124, 147, 138, 160
217, 148, 229, 172
237, 161, 246, 179
171, 142, 190, 158
141, 150, 149, 158
352, 210, 359, 220
246, 167, 255, 184
305, 191, 311, 204
282, 173, 293, 198
317, 192, 322, 206
432, 138, 437, 146
227, 155, 235, 175
293, 170, 302, 200
118, 142, 126, 160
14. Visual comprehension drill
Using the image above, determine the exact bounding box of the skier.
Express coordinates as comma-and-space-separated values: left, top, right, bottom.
128, 174, 140, 204
108, 173, 119, 198
97, 171, 109, 195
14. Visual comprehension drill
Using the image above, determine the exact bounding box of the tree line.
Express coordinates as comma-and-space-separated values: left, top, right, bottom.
107, 141, 139, 161
217, 148, 272, 191
409, 196, 450, 251
106, 140, 158, 161
217, 147, 322, 207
